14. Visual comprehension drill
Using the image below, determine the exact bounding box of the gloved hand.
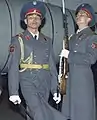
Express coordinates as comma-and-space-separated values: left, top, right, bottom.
53, 93, 61, 104
0, 89, 2, 96
60, 49, 69, 58
9, 95, 21, 105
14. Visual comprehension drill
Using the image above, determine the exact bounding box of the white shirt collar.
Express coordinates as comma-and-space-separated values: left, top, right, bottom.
76, 26, 89, 34
30, 31, 39, 40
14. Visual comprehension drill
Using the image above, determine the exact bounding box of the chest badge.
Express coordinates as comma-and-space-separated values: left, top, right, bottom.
25, 35, 31, 40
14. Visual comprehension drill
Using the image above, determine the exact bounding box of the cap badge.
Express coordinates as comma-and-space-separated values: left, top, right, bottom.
33, 1, 37, 6
82, 4, 85, 7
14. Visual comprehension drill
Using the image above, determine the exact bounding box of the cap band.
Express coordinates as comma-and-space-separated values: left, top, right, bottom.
25, 8, 42, 17
81, 8, 92, 18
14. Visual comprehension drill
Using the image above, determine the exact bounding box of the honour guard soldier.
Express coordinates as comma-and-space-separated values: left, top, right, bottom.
61, 3, 97, 120
8, 1, 67, 120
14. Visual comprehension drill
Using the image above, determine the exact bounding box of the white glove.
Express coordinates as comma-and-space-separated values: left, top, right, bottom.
58, 74, 62, 83
9, 95, 21, 105
60, 49, 69, 58
53, 93, 61, 104
0, 89, 2, 96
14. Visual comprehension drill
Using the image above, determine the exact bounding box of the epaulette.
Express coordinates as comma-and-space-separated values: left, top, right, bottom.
16, 32, 24, 38
41, 33, 49, 41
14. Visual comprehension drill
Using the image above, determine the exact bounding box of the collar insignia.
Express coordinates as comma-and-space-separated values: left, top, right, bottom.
25, 35, 31, 40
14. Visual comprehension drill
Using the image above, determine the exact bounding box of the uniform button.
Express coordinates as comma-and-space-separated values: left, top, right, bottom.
34, 55, 36, 58
79, 38, 81, 40
46, 55, 48, 57
30, 71, 32, 74
76, 43, 78, 45
74, 50, 77, 52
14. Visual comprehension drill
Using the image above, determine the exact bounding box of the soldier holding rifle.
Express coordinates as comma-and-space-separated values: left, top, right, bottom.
61, 3, 97, 120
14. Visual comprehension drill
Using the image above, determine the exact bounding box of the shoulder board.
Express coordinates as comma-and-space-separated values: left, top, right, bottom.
15, 32, 24, 38
41, 33, 50, 41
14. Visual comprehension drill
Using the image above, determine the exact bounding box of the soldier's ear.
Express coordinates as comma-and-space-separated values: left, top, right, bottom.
87, 17, 91, 24
24, 19, 27, 24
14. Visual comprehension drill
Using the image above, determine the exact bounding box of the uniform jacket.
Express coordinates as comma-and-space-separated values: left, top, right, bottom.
62, 27, 97, 120
8, 30, 58, 96
8, 30, 66, 120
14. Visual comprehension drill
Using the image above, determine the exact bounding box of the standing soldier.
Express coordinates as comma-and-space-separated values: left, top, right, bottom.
61, 3, 97, 120
8, 1, 66, 120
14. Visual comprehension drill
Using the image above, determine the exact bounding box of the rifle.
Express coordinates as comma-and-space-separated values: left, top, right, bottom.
58, 0, 69, 95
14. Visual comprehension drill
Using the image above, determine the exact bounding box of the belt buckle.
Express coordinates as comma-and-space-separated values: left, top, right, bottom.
41, 64, 43, 69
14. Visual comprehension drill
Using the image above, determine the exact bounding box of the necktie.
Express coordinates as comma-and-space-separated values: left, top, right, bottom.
34, 35, 37, 40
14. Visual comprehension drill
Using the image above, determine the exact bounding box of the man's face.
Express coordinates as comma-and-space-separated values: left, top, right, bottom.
25, 13, 42, 30
75, 10, 91, 27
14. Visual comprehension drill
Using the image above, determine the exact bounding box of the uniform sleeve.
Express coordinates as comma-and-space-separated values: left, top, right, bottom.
49, 40, 58, 94
8, 36, 21, 96
68, 35, 97, 65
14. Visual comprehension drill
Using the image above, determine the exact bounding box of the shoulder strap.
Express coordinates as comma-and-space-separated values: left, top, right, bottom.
18, 33, 24, 63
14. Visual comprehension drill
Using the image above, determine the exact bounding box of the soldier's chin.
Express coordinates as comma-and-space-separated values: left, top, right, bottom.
31, 25, 39, 29
76, 21, 84, 26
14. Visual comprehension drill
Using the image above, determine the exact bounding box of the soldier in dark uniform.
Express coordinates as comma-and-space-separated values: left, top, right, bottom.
61, 3, 97, 120
8, 1, 67, 120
